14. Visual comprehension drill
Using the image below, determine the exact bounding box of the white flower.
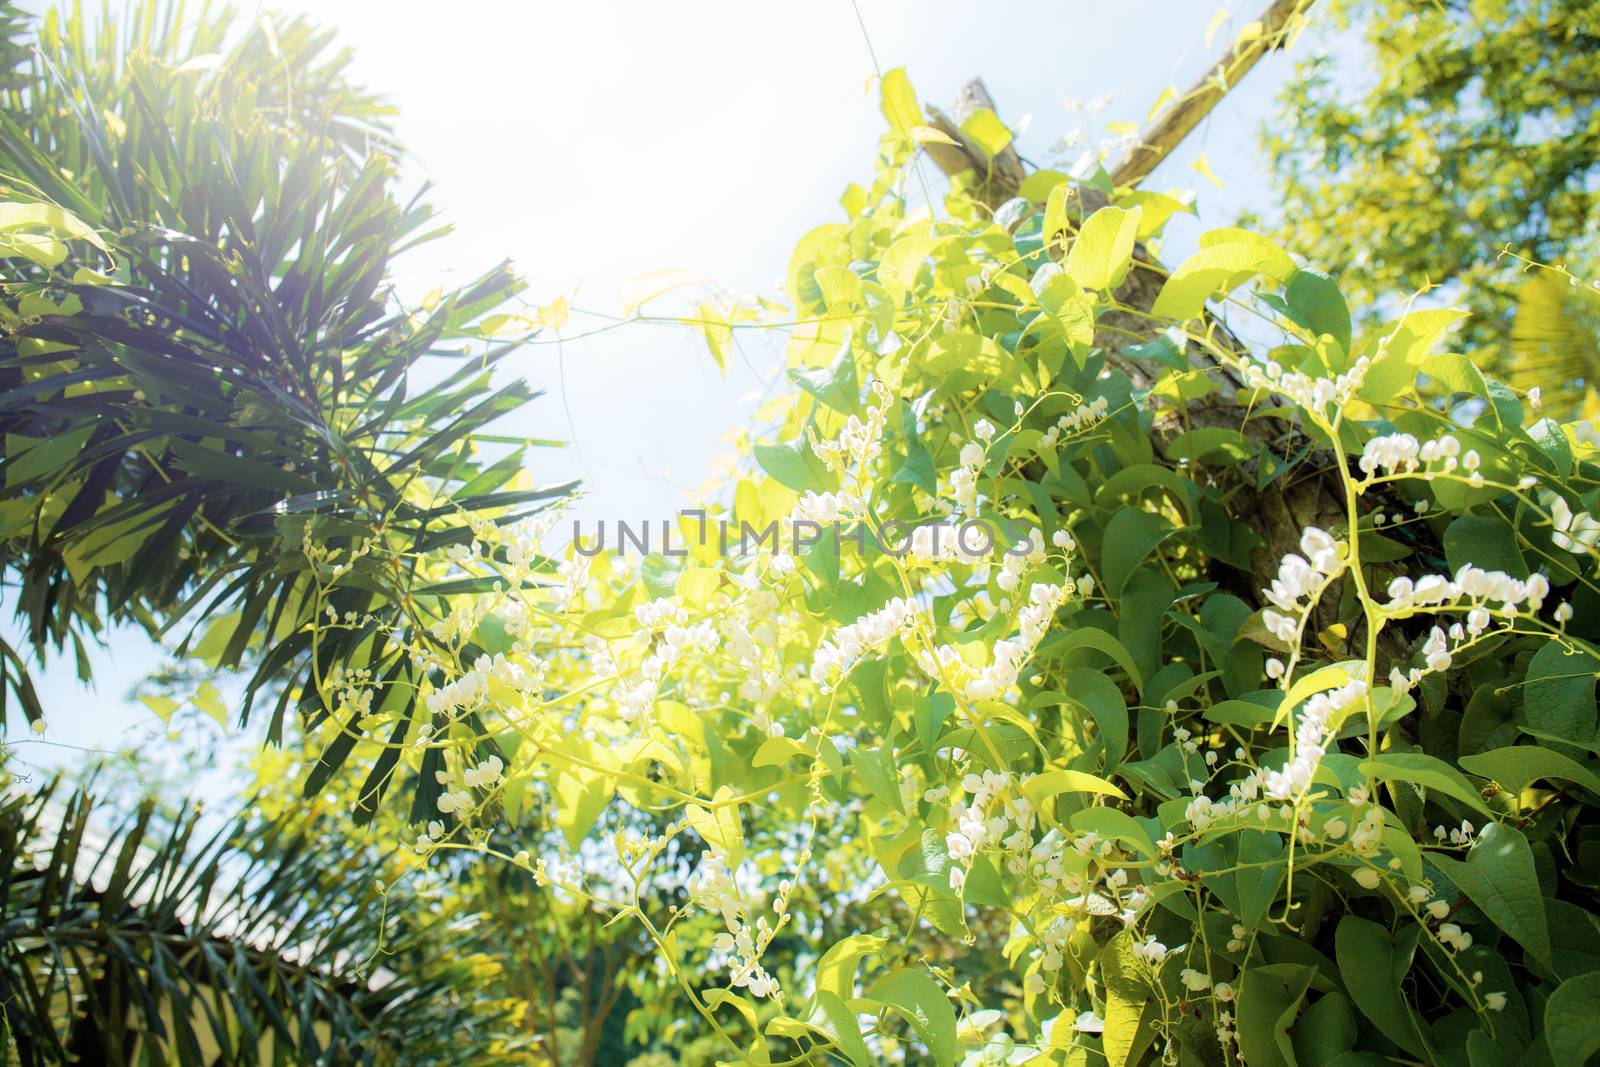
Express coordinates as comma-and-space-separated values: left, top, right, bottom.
1438, 923, 1474, 952
1257, 679, 1366, 803
1180, 968, 1211, 992
1353, 867, 1381, 889
790, 490, 862, 525
1484, 991, 1507, 1012
1072, 1011, 1105, 1033
436, 790, 472, 814
743, 970, 780, 998
463, 755, 504, 790
1131, 936, 1169, 967
810, 597, 921, 685
1263, 609, 1298, 644
974, 419, 995, 441
1549, 493, 1600, 553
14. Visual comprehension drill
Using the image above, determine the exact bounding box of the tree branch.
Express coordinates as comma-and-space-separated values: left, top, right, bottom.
1111, 0, 1315, 187
921, 0, 1316, 206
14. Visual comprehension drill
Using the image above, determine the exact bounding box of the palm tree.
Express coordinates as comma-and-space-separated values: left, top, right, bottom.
0, 0, 569, 820
1, 775, 521, 1064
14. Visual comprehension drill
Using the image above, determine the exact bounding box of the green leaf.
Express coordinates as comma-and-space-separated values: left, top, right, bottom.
1237, 963, 1314, 1067
1022, 767, 1128, 805
1432, 821, 1550, 966
1335, 915, 1426, 1057
914, 691, 955, 753
1291, 992, 1359, 1065
879, 68, 922, 139
1359, 752, 1493, 818
1359, 308, 1470, 401
553, 763, 616, 851
1421, 353, 1490, 402
1443, 515, 1528, 579
192, 681, 229, 730
685, 788, 745, 867
1035, 273, 1097, 366
790, 342, 860, 413
1524, 640, 1598, 744
753, 438, 835, 494
139, 695, 180, 724
868, 968, 957, 1067
1039, 630, 1144, 693
814, 933, 886, 998
1458, 745, 1600, 797
1166, 427, 1255, 465
752, 736, 809, 768
851, 745, 904, 813
1235, 829, 1287, 933
1151, 230, 1296, 320
1099, 931, 1154, 1067
1101, 508, 1175, 597
1064, 667, 1130, 769
806, 989, 875, 1067
1065, 206, 1141, 292
958, 107, 1012, 160
1284, 269, 1352, 354
1546, 972, 1600, 1067
1068, 807, 1155, 858
880, 235, 938, 293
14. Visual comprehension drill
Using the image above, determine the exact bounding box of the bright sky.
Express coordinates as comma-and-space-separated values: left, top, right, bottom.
10, 0, 1326, 780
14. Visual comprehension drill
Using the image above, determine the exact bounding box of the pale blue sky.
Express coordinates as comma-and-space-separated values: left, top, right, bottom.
8, 0, 1330, 781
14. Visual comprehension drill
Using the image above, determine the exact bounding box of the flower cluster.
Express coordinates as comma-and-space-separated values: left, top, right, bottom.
1245, 353, 1371, 415
951, 439, 986, 515
789, 489, 863, 525
1381, 565, 1549, 684
809, 596, 921, 686
811, 381, 892, 475
1259, 677, 1366, 802
689, 851, 785, 1000
965, 581, 1072, 699
1034, 395, 1110, 452
1261, 527, 1345, 648
1358, 430, 1483, 484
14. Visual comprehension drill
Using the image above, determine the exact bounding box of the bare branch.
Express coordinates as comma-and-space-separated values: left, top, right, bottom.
1111, 0, 1316, 187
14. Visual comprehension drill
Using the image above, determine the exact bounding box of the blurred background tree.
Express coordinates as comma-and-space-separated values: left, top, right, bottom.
1259, 0, 1600, 401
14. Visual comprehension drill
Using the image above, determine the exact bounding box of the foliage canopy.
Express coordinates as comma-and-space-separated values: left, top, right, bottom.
4, 5, 1600, 1067
1263, 0, 1600, 393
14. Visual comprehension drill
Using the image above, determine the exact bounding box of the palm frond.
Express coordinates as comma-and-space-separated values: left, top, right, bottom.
0, 777, 518, 1065
1510, 270, 1600, 400
0, 1, 570, 814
